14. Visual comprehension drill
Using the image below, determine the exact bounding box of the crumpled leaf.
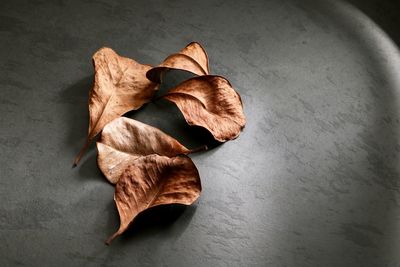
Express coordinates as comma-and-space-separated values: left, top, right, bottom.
163, 75, 246, 142
146, 42, 210, 83
73, 47, 159, 166
97, 117, 191, 184
106, 154, 201, 244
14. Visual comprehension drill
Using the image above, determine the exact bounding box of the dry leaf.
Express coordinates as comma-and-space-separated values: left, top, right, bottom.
97, 117, 193, 184
163, 75, 246, 142
106, 154, 201, 244
73, 47, 159, 166
146, 42, 210, 83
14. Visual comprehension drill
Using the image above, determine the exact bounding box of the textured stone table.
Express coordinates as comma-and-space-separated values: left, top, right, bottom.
1, 0, 400, 266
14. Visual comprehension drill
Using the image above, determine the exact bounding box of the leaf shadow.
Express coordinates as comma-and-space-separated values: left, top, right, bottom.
126, 99, 221, 150
125, 69, 223, 152
156, 69, 197, 96
59, 75, 95, 157
105, 202, 197, 245
76, 149, 104, 182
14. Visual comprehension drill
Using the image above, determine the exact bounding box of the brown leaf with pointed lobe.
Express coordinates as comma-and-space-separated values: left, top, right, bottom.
106, 154, 201, 244
163, 75, 246, 142
146, 42, 210, 83
97, 117, 193, 184
73, 47, 159, 166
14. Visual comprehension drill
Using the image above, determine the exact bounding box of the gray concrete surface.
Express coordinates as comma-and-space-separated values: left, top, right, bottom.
1, 0, 400, 266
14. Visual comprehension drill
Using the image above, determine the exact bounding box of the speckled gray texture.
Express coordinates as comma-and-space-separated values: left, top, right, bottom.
1, 0, 400, 266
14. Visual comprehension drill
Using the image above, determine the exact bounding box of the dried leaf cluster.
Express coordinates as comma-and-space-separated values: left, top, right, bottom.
73, 42, 245, 244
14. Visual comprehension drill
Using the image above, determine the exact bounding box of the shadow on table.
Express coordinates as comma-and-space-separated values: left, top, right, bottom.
280, 0, 400, 263
103, 201, 197, 245
346, 0, 400, 47
60, 75, 95, 161
122, 204, 195, 241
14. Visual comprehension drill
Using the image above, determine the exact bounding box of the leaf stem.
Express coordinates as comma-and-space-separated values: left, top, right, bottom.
72, 138, 90, 168
188, 145, 208, 154
105, 232, 119, 246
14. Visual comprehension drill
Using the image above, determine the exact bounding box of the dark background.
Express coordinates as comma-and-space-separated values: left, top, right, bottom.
1, 0, 400, 266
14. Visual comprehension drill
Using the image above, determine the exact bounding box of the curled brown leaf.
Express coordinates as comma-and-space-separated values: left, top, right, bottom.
97, 117, 193, 184
146, 42, 210, 83
106, 154, 201, 244
163, 75, 246, 142
73, 47, 159, 166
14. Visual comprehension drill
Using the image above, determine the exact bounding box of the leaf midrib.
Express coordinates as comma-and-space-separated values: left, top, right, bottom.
89, 63, 130, 138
